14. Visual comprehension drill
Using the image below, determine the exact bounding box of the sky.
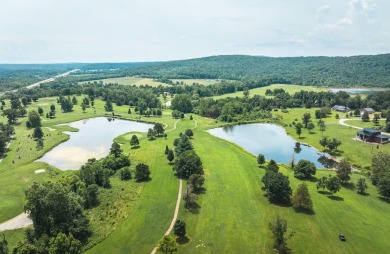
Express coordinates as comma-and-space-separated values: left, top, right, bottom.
0, 0, 389, 63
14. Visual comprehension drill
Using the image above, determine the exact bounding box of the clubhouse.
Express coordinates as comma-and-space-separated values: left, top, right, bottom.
356, 128, 390, 144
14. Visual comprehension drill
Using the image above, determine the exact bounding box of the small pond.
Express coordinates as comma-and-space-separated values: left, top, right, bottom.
37, 117, 153, 170
329, 88, 389, 94
208, 123, 329, 168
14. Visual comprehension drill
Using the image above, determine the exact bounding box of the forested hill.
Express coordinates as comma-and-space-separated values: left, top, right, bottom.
125, 54, 390, 87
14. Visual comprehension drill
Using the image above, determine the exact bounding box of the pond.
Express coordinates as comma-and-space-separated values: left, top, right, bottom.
208, 123, 329, 168
329, 88, 389, 94
37, 117, 153, 170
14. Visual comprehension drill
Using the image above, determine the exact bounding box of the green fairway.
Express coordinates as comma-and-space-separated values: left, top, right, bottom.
80, 77, 170, 87
212, 84, 327, 100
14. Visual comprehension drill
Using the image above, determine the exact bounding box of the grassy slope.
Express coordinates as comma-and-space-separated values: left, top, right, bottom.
80, 77, 169, 87
212, 84, 326, 100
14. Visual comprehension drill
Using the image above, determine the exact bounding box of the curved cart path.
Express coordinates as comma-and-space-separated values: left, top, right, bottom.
0, 213, 32, 231
339, 118, 390, 135
150, 179, 183, 254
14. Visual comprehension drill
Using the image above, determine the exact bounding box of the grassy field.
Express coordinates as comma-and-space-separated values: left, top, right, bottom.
171, 79, 223, 86
2, 96, 390, 253
344, 119, 387, 129
212, 84, 327, 100
80, 77, 170, 87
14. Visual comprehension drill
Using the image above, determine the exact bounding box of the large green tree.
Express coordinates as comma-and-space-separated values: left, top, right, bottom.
135, 163, 151, 181
130, 135, 140, 147
261, 171, 292, 203
291, 183, 313, 211
157, 235, 177, 254
171, 94, 193, 113
269, 216, 293, 253
302, 113, 311, 128
153, 123, 165, 136
173, 220, 186, 238
173, 150, 203, 179
49, 233, 82, 254
174, 134, 193, 156
293, 160, 316, 179
336, 159, 352, 183
27, 110, 41, 128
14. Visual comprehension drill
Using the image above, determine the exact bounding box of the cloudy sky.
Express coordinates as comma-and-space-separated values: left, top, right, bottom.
0, 0, 389, 63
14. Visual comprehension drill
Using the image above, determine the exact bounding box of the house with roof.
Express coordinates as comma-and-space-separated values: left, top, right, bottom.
356, 128, 389, 144
331, 105, 350, 112
360, 108, 375, 115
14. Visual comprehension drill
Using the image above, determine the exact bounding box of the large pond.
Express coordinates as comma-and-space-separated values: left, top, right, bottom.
208, 123, 328, 168
37, 117, 153, 170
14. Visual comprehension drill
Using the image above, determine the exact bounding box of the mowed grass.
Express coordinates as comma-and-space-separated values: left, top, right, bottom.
80, 77, 170, 87
212, 84, 327, 100
171, 79, 223, 86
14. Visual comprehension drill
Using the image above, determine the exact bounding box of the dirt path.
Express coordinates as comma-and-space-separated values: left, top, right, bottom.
0, 213, 32, 231
166, 119, 180, 133
191, 119, 198, 130
150, 179, 183, 254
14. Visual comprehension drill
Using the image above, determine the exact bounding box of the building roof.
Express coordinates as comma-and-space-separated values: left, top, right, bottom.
377, 134, 390, 139
362, 108, 375, 112
363, 128, 380, 134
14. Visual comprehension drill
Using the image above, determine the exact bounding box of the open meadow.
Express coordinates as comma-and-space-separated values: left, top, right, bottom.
80, 77, 170, 87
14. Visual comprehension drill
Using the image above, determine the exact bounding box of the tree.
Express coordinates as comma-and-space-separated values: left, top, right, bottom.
318, 121, 326, 136
104, 99, 113, 111
362, 111, 369, 122
261, 171, 292, 203
50, 104, 56, 113
33, 126, 44, 139
316, 176, 328, 191
171, 94, 192, 113
2, 109, 18, 124
295, 123, 302, 138
357, 177, 368, 194
120, 167, 132, 180
157, 235, 177, 254
61, 97, 73, 112
84, 184, 99, 208
49, 232, 82, 254
130, 135, 140, 147
173, 220, 186, 238
326, 176, 341, 195
188, 174, 205, 191
81, 103, 86, 112
373, 113, 380, 125
24, 182, 91, 242
319, 137, 328, 150
72, 96, 78, 105
302, 113, 311, 128
128, 108, 131, 114
135, 163, 151, 181
175, 134, 193, 156
257, 154, 265, 165
328, 138, 342, 152
267, 159, 279, 172
174, 150, 203, 179
147, 128, 155, 140
243, 87, 250, 97
27, 110, 41, 128
189, 115, 193, 120
153, 123, 165, 136
37, 107, 44, 115
269, 216, 292, 253
184, 129, 193, 138
167, 149, 175, 164
307, 122, 315, 134
183, 184, 197, 208
0, 233, 8, 254
386, 122, 390, 133
336, 159, 352, 183
110, 142, 122, 157
291, 183, 313, 211
293, 160, 316, 179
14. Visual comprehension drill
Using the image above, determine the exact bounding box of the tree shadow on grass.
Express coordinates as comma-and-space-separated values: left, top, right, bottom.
185, 202, 201, 214
342, 182, 356, 191
298, 137, 306, 140
304, 175, 318, 183
294, 208, 315, 215
379, 197, 390, 204
317, 190, 332, 195
176, 236, 190, 245
263, 195, 292, 208
130, 146, 140, 149
357, 192, 370, 196
327, 195, 344, 201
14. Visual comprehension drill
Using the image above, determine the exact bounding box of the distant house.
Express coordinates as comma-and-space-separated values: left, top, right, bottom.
356, 128, 389, 144
331, 105, 350, 112
360, 108, 375, 115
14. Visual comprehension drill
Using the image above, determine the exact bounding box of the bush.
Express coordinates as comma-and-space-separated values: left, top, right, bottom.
135, 163, 151, 181
120, 167, 132, 180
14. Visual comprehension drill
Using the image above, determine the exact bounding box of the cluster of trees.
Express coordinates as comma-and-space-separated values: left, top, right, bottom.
0, 123, 14, 155
123, 54, 390, 87
371, 152, 390, 198
13, 175, 92, 253
319, 137, 342, 153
